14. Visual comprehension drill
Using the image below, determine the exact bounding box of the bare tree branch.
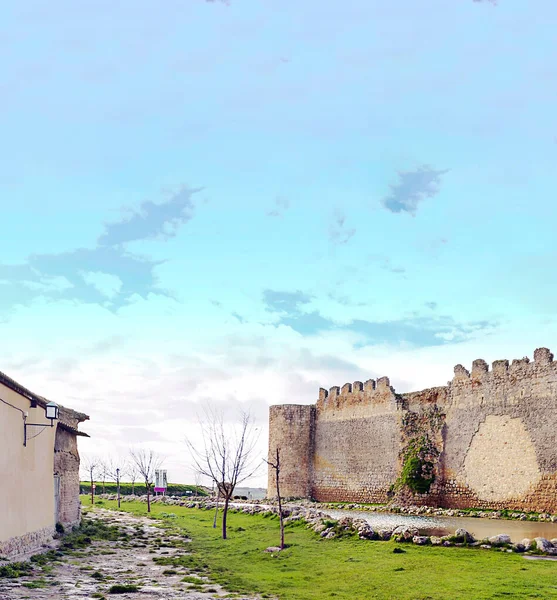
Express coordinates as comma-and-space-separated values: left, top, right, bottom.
185, 405, 261, 539
129, 447, 164, 513
81, 454, 100, 505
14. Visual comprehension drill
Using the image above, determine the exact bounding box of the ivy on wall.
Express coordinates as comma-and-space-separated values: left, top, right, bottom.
390, 405, 445, 497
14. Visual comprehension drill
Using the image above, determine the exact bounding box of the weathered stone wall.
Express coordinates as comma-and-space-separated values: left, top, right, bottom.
0, 526, 55, 560
268, 347, 557, 511
439, 347, 557, 511
311, 377, 402, 502
54, 426, 82, 528
268, 404, 315, 498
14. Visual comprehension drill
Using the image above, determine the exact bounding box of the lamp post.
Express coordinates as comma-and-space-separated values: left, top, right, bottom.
116, 468, 121, 508
24, 401, 59, 446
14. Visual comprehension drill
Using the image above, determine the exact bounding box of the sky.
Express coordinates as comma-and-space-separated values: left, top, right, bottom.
1, 0, 557, 488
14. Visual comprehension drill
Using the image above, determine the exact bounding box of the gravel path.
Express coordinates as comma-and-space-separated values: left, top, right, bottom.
0, 509, 261, 600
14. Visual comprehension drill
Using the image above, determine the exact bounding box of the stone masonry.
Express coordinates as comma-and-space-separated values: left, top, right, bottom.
267, 347, 557, 512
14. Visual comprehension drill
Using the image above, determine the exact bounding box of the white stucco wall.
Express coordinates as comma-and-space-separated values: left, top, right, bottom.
0, 381, 56, 553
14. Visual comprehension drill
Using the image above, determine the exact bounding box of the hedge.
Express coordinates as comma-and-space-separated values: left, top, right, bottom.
79, 482, 208, 497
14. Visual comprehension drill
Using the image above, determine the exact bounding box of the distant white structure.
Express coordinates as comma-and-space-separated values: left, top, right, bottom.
154, 469, 167, 495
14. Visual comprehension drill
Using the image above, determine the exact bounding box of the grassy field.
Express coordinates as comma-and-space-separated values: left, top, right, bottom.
86, 499, 557, 600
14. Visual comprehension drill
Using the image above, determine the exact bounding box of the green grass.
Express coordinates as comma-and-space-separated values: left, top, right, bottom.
108, 584, 140, 594
87, 500, 557, 600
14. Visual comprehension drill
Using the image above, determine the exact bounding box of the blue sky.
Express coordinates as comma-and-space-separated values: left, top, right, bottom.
2, 0, 557, 485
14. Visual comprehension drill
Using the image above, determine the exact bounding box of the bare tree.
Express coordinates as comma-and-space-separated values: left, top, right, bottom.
127, 462, 138, 495
186, 406, 260, 540
194, 470, 203, 497
107, 457, 127, 509
265, 447, 284, 550
129, 448, 163, 512
81, 455, 100, 505
98, 459, 109, 495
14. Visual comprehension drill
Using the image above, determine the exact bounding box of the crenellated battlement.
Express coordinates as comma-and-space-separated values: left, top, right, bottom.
450, 347, 555, 386
311, 348, 557, 412
317, 376, 396, 411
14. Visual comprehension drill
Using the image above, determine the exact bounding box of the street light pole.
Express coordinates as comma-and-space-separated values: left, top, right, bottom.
116, 468, 121, 508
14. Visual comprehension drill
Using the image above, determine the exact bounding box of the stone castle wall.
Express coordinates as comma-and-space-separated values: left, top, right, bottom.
267, 347, 557, 512
268, 404, 315, 499
54, 426, 82, 528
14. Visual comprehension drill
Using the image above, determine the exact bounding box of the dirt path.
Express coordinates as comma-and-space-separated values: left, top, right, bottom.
0, 509, 261, 600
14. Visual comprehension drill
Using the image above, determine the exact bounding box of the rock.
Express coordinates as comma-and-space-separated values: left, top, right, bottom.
337, 517, 353, 528
325, 531, 337, 539
512, 543, 526, 553
488, 534, 511, 546
480, 544, 492, 549
454, 528, 475, 543
283, 515, 302, 525
546, 548, 557, 556
320, 528, 333, 537
534, 537, 553, 552
551, 539, 557, 546
430, 536, 443, 545
412, 536, 430, 545
264, 546, 282, 553
520, 538, 532, 550
378, 529, 393, 541
357, 525, 376, 540
392, 526, 419, 542
442, 540, 453, 547
313, 523, 327, 534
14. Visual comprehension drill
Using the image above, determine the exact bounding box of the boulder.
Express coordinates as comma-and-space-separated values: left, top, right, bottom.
512, 544, 526, 553
454, 528, 475, 543
357, 525, 376, 540
325, 531, 337, 539
392, 526, 419, 542
520, 538, 532, 550
534, 537, 553, 553
412, 536, 430, 545
264, 546, 282, 553
430, 536, 443, 546
480, 544, 492, 549
488, 534, 511, 546
378, 529, 393, 541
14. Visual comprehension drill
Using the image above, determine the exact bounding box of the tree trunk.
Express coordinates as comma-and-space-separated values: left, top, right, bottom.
117, 476, 121, 508
222, 495, 230, 540
213, 489, 220, 529
276, 471, 284, 549
147, 484, 151, 512
90, 473, 94, 505
102, 479, 105, 494
132, 481, 135, 495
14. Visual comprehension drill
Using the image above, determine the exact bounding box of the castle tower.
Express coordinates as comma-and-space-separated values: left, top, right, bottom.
267, 404, 315, 499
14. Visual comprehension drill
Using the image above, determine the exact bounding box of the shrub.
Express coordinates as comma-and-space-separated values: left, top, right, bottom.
109, 584, 140, 594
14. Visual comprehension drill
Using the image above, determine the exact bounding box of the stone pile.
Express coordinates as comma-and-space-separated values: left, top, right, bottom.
93, 495, 557, 557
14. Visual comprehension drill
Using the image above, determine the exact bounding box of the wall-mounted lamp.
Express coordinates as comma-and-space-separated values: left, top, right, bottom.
24, 401, 59, 446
